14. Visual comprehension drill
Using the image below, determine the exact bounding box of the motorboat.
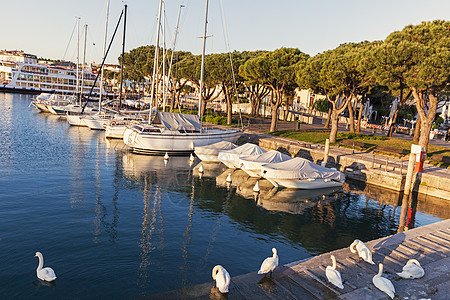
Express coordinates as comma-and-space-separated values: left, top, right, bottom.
239, 150, 292, 177
261, 157, 345, 189
123, 111, 242, 155
194, 141, 237, 162
218, 143, 267, 169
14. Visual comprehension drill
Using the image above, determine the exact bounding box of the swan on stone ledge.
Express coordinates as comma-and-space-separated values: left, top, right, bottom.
258, 248, 278, 277
349, 239, 375, 264
397, 259, 425, 279
372, 263, 395, 299
325, 255, 344, 289
212, 265, 230, 293
34, 252, 57, 282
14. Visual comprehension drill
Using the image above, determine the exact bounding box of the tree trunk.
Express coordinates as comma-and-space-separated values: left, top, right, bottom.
418, 117, 433, 152
416, 91, 438, 152
324, 107, 332, 129
347, 100, 355, 133
387, 108, 400, 137
356, 99, 365, 133
329, 110, 339, 143
269, 103, 279, 132
413, 115, 421, 142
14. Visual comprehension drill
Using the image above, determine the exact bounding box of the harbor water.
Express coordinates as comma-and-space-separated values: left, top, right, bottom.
0, 93, 445, 299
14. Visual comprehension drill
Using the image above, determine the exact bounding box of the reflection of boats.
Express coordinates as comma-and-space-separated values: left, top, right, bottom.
255, 187, 342, 214
218, 143, 267, 168
123, 112, 242, 155
194, 141, 237, 162
122, 152, 193, 182
239, 150, 291, 177
261, 157, 345, 189
193, 162, 228, 178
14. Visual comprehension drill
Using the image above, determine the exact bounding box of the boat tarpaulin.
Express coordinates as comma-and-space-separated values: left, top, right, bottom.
195, 141, 237, 156
153, 111, 202, 131
218, 143, 267, 168
239, 150, 292, 170
261, 157, 344, 181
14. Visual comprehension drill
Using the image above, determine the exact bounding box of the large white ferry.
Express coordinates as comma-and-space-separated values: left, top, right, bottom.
0, 50, 104, 95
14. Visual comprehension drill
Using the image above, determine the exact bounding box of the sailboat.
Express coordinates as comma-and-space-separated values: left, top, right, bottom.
123, 0, 242, 154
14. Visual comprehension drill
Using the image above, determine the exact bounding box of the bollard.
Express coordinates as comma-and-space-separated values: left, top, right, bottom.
400, 160, 403, 174
372, 154, 375, 168
385, 157, 388, 172
323, 139, 330, 165
352, 142, 355, 154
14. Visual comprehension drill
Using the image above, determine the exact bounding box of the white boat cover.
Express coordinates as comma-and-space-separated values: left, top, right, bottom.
261, 157, 345, 181
218, 143, 267, 168
195, 141, 237, 156
239, 150, 292, 170
153, 111, 202, 131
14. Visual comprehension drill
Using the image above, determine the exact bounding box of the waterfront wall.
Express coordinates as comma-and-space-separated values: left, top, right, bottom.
251, 135, 450, 200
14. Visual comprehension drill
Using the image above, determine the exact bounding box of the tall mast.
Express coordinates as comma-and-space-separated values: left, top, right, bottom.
80, 23, 88, 106
167, 4, 183, 110
149, 0, 163, 123
75, 17, 80, 102
162, 1, 166, 112
99, 0, 110, 112
118, 4, 127, 111
198, 0, 209, 119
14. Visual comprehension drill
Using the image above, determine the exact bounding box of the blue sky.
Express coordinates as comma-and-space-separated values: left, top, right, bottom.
2, 0, 450, 64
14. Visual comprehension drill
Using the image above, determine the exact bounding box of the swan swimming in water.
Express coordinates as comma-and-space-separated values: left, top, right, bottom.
212, 265, 230, 293
372, 263, 395, 299
34, 252, 57, 282
258, 248, 278, 277
325, 255, 344, 289
397, 259, 425, 279
349, 239, 375, 264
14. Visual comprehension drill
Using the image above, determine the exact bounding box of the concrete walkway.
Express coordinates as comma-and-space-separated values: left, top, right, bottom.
147, 219, 450, 299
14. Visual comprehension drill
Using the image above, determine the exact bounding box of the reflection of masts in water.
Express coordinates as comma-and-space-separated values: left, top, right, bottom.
70, 128, 85, 206
93, 137, 102, 243
180, 178, 195, 288
200, 183, 234, 269
138, 176, 165, 290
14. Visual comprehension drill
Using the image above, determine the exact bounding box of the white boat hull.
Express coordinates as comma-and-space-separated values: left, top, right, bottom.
83, 116, 107, 130
105, 124, 127, 139
66, 114, 88, 127
265, 177, 344, 189
124, 128, 242, 155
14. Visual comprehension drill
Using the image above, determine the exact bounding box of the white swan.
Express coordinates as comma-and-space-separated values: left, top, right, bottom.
397, 259, 425, 279
350, 239, 375, 264
34, 252, 57, 282
325, 255, 344, 289
164, 152, 169, 160
212, 265, 230, 293
258, 248, 279, 277
372, 263, 395, 299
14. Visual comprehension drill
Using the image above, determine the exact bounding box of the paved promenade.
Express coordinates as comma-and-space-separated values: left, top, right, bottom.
148, 219, 450, 299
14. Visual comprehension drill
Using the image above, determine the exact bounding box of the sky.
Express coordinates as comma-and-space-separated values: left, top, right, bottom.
2, 0, 450, 65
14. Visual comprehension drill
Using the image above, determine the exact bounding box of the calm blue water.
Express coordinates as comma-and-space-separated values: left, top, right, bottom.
0, 93, 443, 299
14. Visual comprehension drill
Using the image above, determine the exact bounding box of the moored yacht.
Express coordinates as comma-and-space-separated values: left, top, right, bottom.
123, 111, 242, 155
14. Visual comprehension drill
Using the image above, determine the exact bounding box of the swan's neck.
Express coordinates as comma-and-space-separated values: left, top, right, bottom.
377, 264, 383, 276
273, 249, 277, 258
212, 266, 220, 280
350, 240, 357, 253
331, 256, 337, 270
37, 255, 43, 271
